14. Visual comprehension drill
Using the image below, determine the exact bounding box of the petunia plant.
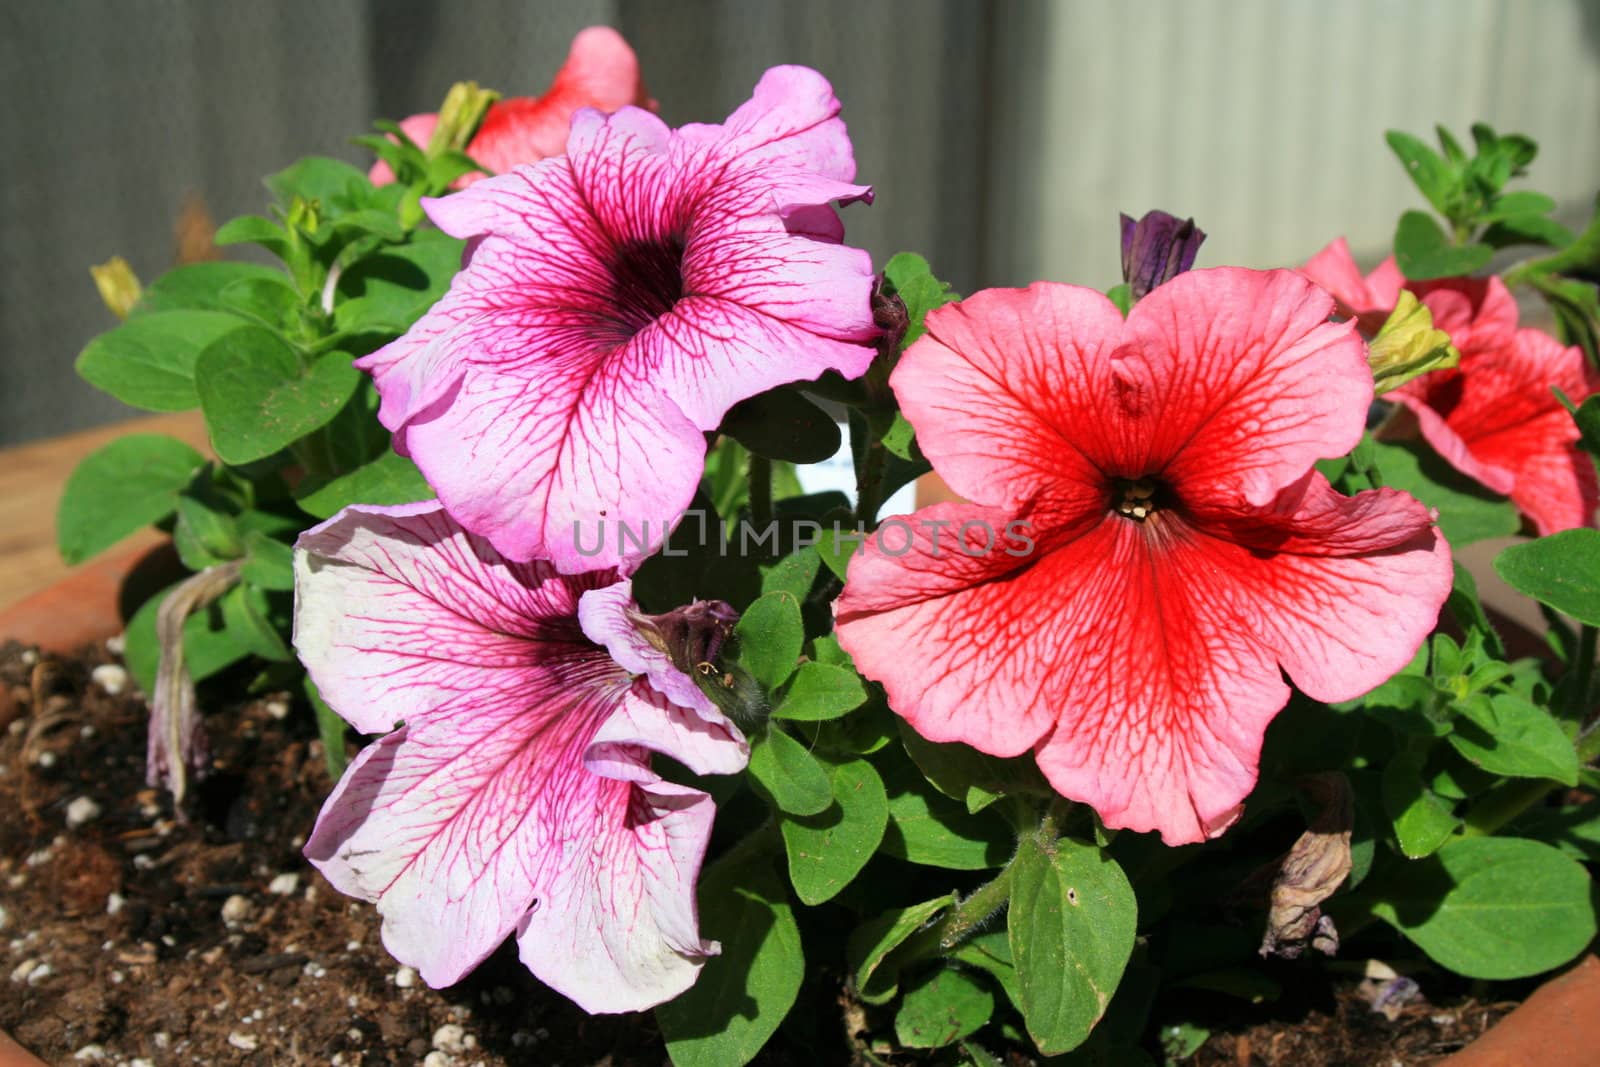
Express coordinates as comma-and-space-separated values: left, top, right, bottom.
61, 29, 1600, 1064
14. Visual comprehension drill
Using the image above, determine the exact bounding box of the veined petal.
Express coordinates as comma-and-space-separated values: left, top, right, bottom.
1124, 269, 1370, 508
294, 501, 609, 734
834, 502, 1071, 758
687, 65, 859, 183
891, 283, 1126, 511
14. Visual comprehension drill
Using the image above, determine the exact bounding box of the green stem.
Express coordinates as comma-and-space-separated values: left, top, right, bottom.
1459, 777, 1561, 837
854, 434, 890, 530
747, 453, 772, 530
1574, 624, 1596, 722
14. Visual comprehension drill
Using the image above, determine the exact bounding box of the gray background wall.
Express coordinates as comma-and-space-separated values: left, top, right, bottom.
3, 0, 1598, 447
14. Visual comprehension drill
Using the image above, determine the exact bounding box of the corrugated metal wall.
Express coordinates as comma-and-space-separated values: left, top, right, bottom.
3, 1, 1598, 447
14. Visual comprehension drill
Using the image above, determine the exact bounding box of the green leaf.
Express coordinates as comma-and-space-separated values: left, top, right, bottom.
214, 215, 291, 256
1510, 802, 1600, 864
881, 412, 919, 462
1372, 837, 1595, 979
777, 755, 887, 904
334, 231, 465, 334
132, 262, 297, 317
1009, 836, 1137, 1054
1369, 439, 1518, 545
720, 388, 842, 464
658, 847, 803, 1067
220, 583, 291, 661
1480, 190, 1558, 223
266, 156, 372, 210
898, 720, 1022, 814
1571, 394, 1600, 457
122, 579, 256, 694
1382, 748, 1460, 857
217, 274, 301, 328
895, 967, 994, 1049
748, 727, 832, 816
305, 675, 349, 780
77, 310, 250, 411
1385, 131, 1459, 218
57, 435, 205, 564
881, 758, 1012, 869
240, 531, 296, 592
1447, 693, 1579, 785
949, 931, 1021, 1008
735, 591, 804, 690
815, 525, 866, 580
1494, 530, 1600, 625
882, 252, 958, 347
757, 547, 820, 603
847, 893, 956, 1005
1482, 213, 1576, 250
1393, 211, 1493, 281
771, 662, 866, 722
293, 449, 433, 519
194, 329, 362, 465
173, 490, 243, 569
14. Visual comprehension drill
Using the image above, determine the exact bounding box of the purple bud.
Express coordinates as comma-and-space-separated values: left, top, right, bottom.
630, 600, 740, 678
1120, 210, 1206, 301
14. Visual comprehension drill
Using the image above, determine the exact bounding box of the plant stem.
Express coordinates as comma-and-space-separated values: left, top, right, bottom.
853, 431, 890, 530
1459, 777, 1561, 837
747, 453, 772, 530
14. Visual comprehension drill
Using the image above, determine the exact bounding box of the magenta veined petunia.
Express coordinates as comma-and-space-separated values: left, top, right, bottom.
834, 268, 1454, 845
358, 66, 879, 573
294, 501, 748, 1012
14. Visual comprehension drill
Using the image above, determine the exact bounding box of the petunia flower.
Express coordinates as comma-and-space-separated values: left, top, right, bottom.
1303, 238, 1598, 534
358, 66, 878, 572
834, 269, 1452, 845
370, 25, 652, 187
294, 501, 748, 1012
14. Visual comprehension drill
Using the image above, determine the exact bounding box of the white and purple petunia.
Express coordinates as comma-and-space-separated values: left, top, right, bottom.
293, 501, 748, 1013
356, 65, 879, 573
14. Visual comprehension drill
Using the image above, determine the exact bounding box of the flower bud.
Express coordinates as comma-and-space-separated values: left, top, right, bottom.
1366, 290, 1460, 393
428, 81, 501, 157
90, 256, 142, 320
1120, 210, 1206, 301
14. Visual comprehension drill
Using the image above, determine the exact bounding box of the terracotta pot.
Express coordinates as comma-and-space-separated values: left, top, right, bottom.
0, 542, 184, 653
1439, 955, 1600, 1066
0, 1031, 49, 1067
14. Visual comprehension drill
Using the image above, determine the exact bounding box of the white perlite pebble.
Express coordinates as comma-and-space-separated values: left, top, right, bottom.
227, 1031, 259, 1052
72, 1044, 107, 1061
432, 1023, 468, 1054
394, 965, 418, 989
264, 697, 290, 720
267, 872, 300, 896
105, 634, 126, 655
422, 1053, 454, 1067
9, 958, 40, 984
0, 904, 9, 931
220, 894, 254, 926
26, 963, 53, 985
65, 796, 103, 828
130, 1059, 155, 1067
34, 751, 56, 769
90, 664, 128, 696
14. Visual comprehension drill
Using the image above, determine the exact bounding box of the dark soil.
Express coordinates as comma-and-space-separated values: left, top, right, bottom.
0, 639, 1516, 1066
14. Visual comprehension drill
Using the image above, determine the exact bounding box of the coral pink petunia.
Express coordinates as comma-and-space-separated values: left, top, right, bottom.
1302, 238, 1598, 534
294, 501, 747, 1012
833, 269, 1453, 845
369, 26, 652, 187
357, 65, 878, 572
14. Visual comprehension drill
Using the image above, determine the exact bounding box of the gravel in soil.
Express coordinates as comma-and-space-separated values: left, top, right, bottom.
0, 639, 1518, 1066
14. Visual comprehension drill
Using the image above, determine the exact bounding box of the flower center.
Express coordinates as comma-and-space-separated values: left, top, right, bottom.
1112, 477, 1163, 522
604, 234, 687, 340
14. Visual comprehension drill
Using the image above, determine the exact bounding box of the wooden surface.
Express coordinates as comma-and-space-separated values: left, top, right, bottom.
0, 412, 209, 612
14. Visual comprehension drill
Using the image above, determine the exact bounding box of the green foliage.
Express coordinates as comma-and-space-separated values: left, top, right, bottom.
194, 329, 362, 465
777, 754, 888, 904
1008, 834, 1137, 1054
658, 846, 804, 1067
1495, 530, 1600, 625
56, 435, 205, 564
747, 727, 832, 816
881, 251, 958, 348
895, 968, 994, 1048
1367, 439, 1519, 546
76, 310, 250, 412
1371, 837, 1595, 979
734, 591, 805, 689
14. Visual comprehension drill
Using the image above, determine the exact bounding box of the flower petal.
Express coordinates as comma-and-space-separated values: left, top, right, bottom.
304, 681, 723, 1010
1123, 268, 1370, 507
891, 283, 1125, 511
294, 501, 610, 735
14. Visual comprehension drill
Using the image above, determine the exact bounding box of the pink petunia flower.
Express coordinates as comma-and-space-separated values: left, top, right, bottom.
358, 65, 877, 573
294, 501, 748, 1012
834, 269, 1453, 845
1303, 238, 1598, 534
370, 26, 653, 187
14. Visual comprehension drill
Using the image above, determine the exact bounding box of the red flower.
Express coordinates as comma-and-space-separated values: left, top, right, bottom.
371, 26, 652, 187
834, 269, 1452, 845
1303, 238, 1598, 534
